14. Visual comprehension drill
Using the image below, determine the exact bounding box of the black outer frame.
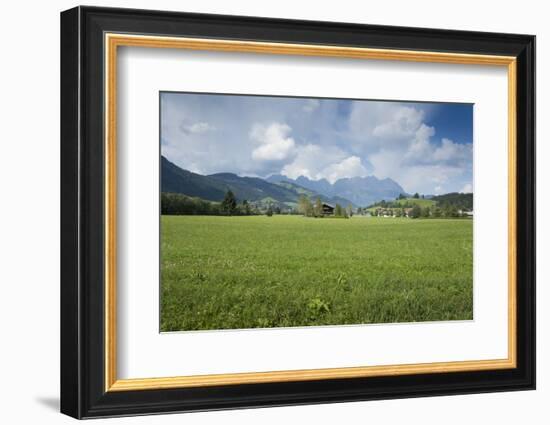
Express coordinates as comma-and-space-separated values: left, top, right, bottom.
60, 6, 535, 419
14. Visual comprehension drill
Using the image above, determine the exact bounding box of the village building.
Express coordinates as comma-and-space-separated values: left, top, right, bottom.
322, 203, 335, 216
375, 208, 394, 217
374, 207, 412, 218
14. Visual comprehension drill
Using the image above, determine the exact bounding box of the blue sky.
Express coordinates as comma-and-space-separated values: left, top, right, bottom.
161, 92, 473, 195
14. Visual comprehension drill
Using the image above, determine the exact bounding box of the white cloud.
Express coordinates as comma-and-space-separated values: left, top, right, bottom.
303, 99, 320, 112
250, 122, 296, 161
372, 106, 425, 140
432, 138, 473, 166
348, 102, 426, 152
180, 121, 215, 134
319, 156, 368, 183
405, 130, 472, 167
405, 124, 436, 161
368, 149, 399, 180
356, 103, 473, 194
281, 144, 336, 179
460, 183, 473, 193
281, 144, 367, 183
369, 128, 471, 195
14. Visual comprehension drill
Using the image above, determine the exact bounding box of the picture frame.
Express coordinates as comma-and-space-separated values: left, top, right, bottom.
60, 5, 535, 419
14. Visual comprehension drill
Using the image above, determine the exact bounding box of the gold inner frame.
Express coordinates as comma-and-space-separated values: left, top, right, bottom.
104, 33, 517, 392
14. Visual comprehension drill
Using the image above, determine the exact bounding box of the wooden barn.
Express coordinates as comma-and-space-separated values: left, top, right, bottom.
322, 203, 335, 216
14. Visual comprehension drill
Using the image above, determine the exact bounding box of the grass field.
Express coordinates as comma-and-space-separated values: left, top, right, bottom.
160, 215, 473, 331
394, 197, 436, 207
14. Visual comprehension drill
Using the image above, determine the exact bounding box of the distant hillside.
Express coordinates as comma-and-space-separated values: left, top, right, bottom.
267, 174, 405, 207
367, 197, 436, 212
394, 198, 436, 208
208, 172, 298, 203
275, 181, 355, 207
161, 156, 354, 208
432, 192, 473, 210
161, 156, 227, 200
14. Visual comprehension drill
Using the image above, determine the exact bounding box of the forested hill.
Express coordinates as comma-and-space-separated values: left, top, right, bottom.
432, 192, 473, 210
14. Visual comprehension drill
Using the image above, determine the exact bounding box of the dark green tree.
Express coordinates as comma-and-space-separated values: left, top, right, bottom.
298, 194, 313, 217
413, 192, 420, 199
410, 205, 422, 218
221, 190, 237, 216
449, 205, 459, 217
242, 199, 251, 215
314, 197, 323, 217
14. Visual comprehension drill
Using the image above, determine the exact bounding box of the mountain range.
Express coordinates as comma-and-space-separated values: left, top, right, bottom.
266, 174, 405, 208
161, 156, 405, 208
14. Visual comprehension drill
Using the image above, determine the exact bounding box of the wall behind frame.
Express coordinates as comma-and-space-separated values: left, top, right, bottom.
0, 1, 543, 424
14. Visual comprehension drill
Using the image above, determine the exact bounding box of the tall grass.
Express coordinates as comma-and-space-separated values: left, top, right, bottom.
160, 215, 473, 331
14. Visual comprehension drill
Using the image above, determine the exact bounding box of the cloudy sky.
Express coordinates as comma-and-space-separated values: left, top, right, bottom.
161, 92, 473, 195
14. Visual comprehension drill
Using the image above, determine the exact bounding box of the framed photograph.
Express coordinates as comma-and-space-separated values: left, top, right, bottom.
60, 6, 535, 419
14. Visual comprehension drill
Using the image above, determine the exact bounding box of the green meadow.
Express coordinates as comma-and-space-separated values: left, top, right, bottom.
160, 215, 473, 331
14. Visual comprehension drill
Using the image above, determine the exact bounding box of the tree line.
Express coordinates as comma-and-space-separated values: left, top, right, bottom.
371, 204, 470, 218
161, 191, 260, 216
162, 191, 297, 216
